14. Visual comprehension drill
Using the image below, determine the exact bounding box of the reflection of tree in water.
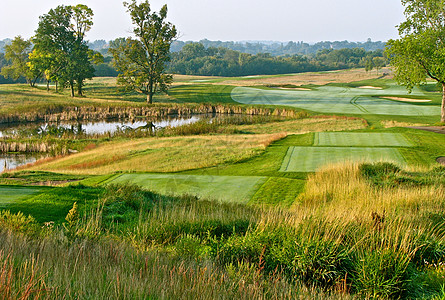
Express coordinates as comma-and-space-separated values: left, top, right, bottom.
0, 154, 40, 172
120, 121, 157, 135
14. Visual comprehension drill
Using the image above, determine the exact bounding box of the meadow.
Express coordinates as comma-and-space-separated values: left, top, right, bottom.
0, 68, 444, 298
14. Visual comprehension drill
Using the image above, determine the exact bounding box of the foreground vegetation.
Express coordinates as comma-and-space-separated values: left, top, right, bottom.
1, 161, 444, 299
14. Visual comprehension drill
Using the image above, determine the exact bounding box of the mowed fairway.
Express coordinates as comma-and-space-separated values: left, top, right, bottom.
314, 132, 413, 147
231, 85, 440, 116
0, 186, 45, 206
107, 174, 268, 203
280, 147, 406, 172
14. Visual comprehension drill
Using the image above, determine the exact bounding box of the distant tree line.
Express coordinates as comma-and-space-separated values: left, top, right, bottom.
171, 38, 386, 55
165, 42, 386, 77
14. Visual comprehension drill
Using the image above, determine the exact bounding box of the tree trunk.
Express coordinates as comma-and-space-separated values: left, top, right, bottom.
77, 80, 83, 96
46, 80, 50, 91
70, 81, 75, 97
147, 93, 153, 104
442, 83, 445, 123
55, 81, 58, 93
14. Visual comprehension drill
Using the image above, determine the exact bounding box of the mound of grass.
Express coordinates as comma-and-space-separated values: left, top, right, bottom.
280, 147, 406, 172
314, 132, 413, 147
28, 134, 276, 175
106, 174, 267, 203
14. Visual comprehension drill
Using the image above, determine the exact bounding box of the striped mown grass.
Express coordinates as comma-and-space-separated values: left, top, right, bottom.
280, 147, 406, 172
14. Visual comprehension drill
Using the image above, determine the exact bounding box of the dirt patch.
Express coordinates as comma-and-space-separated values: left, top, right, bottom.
29, 179, 81, 186
359, 86, 383, 90
408, 126, 445, 134
436, 157, 445, 166
382, 97, 431, 103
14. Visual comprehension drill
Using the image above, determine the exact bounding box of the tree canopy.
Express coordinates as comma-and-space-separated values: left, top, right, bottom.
32, 4, 100, 97
386, 0, 445, 122
0, 36, 41, 86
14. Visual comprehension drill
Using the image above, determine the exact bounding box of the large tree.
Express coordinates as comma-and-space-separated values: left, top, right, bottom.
109, 1, 177, 104
32, 4, 98, 97
1, 36, 42, 86
386, 0, 445, 122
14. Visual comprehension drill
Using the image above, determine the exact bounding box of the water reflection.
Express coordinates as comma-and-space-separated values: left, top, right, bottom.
0, 115, 203, 138
0, 154, 43, 173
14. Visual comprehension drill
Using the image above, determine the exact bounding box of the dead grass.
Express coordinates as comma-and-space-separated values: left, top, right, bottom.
294, 162, 445, 223
380, 120, 428, 128
27, 134, 283, 175
231, 117, 367, 134
216, 68, 390, 87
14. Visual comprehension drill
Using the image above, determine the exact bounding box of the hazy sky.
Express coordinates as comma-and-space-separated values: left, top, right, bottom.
0, 0, 405, 42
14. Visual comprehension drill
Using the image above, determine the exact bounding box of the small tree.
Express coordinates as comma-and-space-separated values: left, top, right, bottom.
386, 0, 445, 122
0, 36, 42, 86
109, 1, 177, 104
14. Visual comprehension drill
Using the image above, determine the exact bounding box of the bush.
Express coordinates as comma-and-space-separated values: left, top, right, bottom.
0, 210, 38, 234
351, 248, 412, 298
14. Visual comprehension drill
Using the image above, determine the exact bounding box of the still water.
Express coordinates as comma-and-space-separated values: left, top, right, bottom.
0, 115, 205, 138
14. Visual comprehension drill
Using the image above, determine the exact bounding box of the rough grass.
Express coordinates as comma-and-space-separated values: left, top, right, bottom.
107, 174, 268, 203
280, 147, 406, 172
314, 132, 413, 147
229, 116, 367, 134
27, 134, 284, 175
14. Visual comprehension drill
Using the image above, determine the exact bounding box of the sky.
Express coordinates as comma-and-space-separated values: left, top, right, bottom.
0, 0, 405, 43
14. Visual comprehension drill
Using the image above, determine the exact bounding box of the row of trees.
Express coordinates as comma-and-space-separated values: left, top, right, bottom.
171, 39, 386, 56
166, 43, 387, 77
0, 5, 101, 96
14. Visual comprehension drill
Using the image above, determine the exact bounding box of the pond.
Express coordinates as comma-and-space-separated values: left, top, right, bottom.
0, 115, 208, 138
0, 153, 45, 173
0, 114, 226, 172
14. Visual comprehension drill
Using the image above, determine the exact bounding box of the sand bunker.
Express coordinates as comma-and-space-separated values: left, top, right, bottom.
276, 87, 311, 91
358, 86, 383, 89
382, 97, 431, 103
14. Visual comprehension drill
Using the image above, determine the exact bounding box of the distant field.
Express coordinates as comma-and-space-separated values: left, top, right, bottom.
231, 85, 440, 116
280, 147, 406, 172
107, 174, 267, 203
314, 132, 413, 147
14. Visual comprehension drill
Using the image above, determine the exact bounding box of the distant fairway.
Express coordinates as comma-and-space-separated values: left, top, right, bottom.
314, 132, 413, 147
231, 85, 440, 116
107, 174, 267, 203
280, 147, 406, 172
0, 186, 45, 206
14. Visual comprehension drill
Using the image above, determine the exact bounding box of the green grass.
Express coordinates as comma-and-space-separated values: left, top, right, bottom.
5, 185, 102, 223
106, 173, 268, 203
280, 147, 407, 172
168, 84, 236, 103
0, 185, 46, 206
250, 177, 305, 206
231, 84, 440, 116
314, 132, 413, 147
